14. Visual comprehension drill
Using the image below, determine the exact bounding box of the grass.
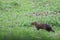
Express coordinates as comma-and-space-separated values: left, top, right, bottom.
0, 0, 60, 40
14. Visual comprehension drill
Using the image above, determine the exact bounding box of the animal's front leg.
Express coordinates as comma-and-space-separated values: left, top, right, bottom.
36, 28, 40, 30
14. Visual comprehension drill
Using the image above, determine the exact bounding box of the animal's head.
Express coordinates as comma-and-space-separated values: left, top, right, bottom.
31, 22, 38, 25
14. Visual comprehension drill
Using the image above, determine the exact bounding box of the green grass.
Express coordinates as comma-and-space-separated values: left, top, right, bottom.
0, 0, 60, 40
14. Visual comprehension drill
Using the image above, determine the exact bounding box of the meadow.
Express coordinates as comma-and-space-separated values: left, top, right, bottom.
0, 0, 60, 40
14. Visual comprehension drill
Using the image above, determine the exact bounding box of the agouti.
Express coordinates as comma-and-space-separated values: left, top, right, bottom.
31, 22, 55, 32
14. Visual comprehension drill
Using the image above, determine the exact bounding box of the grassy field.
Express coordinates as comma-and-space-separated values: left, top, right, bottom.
0, 0, 60, 40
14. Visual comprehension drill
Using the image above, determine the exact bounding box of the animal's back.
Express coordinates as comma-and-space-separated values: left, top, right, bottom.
39, 24, 49, 29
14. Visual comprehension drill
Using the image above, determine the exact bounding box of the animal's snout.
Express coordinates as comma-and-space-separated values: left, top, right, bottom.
31, 23, 34, 25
